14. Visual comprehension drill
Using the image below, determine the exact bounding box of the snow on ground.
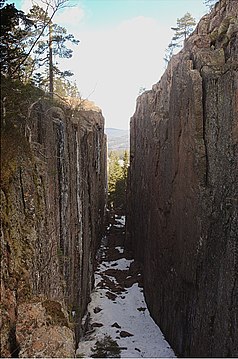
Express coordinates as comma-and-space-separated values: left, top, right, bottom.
115, 215, 126, 226
99, 258, 134, 271
115, 246, 124, 254
76, 216, 176, 358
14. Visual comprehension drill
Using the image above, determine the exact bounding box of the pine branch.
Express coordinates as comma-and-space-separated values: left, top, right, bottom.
12, 0, 69, 75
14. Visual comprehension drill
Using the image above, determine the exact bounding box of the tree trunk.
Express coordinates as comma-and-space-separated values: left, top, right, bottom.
49, 22, 53, 98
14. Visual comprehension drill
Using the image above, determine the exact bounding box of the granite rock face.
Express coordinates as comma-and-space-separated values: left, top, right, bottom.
1, 92, 106, 357
127, 0, 238, 357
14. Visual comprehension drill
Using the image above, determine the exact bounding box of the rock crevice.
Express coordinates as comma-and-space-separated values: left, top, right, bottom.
1, 92, 106, 357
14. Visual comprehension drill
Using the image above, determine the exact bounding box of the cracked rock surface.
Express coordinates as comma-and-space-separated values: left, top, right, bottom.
127, 0, 238, 357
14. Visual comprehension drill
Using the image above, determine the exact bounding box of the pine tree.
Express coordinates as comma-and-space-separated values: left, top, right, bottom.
164, 12, 196, 66
108, 152, 123, 206
0, 0, 79, 95
108, 150, 129, 211
10, 0, 70, 78
27, 4, 79, 97
122, 150, 129, 179
171, 12, 196, 43
164, 41, 180, 64
204, 0, 217, 11
0, 3, 34, 77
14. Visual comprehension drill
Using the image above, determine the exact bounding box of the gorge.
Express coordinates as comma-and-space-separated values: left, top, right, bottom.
1, 0, 238, 357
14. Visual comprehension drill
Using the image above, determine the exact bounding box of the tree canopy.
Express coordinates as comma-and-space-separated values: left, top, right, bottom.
0, 3, 33, 77
171, 12, 196, 42
164, 12, 196, 64
108, 150, 129, 211
204, 0, 217, 11
0, 0, 79, 98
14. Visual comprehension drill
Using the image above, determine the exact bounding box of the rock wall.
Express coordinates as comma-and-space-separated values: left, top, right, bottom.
127, 0, 238, 357
1, 86, 106, 357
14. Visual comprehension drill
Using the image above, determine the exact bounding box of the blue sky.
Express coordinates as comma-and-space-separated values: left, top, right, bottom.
77, 0, 206, 29
15, 0, 209, 129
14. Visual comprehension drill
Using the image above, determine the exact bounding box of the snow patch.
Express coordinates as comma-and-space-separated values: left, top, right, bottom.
77, 255, 175, 358
114, 223, 124, 228
115, 215, 126, 226
106, 258, 133, 271
115, 246, 124, 254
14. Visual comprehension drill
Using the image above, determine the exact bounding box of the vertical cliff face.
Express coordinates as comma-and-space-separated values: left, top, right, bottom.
1, 89, 106, 357
127, 0, 238, 357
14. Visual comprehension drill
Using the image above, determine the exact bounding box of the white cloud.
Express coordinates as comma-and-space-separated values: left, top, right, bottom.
63, 16, 172, 129
54, 6, 85, 26
21, 0, 84, 24
19, 1, 172, 129
21, 0, 33, 13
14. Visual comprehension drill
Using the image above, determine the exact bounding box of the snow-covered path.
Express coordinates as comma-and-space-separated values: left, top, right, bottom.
76, 215, 176, 358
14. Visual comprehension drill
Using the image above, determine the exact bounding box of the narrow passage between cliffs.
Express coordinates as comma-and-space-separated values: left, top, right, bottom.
76, 213, 176, 358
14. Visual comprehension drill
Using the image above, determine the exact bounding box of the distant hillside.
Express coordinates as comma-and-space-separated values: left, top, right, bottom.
105, 128, 129, 153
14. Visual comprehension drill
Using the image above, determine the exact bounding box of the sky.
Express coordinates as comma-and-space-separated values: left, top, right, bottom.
14, 0, 209, 129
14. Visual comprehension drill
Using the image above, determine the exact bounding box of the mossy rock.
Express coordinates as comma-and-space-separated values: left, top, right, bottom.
42, 300, 69, 327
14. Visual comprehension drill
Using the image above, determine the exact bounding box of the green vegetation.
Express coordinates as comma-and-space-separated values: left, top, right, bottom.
107, 148, 129, 160
0, 73, 78, 193
0, 75, 42, 189
108, 150, 129, 211
138, 86, 147, 95
91, 335, 121, 358
164, 12, 196, 64
204, 0, 217, 11
0, 0, 79, 98
0, 1, 33, 77
171, 12, 196, 42
0, 0, 81, 180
